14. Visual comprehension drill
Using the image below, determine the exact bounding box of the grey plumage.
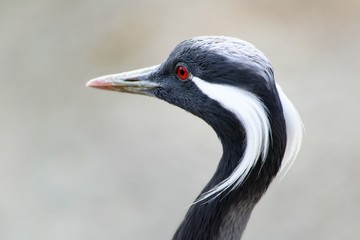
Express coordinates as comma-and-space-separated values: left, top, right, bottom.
87, 36, 303, 240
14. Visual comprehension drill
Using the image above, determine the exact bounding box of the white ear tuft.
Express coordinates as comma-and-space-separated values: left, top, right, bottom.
192, 77, 271, 202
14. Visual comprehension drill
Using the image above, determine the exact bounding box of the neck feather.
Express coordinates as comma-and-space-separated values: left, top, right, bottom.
173, 103, 284, 240
172, 77, 300, 240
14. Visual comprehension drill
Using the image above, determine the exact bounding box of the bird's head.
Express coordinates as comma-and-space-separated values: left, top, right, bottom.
87, 36, 302, 201
87, 36, 276, 130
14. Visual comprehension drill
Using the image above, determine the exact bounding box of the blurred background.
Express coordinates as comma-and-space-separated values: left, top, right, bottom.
1, 0, 359, 239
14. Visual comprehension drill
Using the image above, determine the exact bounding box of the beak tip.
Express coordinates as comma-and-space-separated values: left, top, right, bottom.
85, 81, 92, 87
86, 78, 112, 90
86, 78, 99, 87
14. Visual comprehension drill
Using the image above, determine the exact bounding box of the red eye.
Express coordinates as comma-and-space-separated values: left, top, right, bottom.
176, 65, 189, 81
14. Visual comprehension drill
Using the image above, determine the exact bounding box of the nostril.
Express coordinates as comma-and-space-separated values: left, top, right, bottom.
124, 78, 139, 82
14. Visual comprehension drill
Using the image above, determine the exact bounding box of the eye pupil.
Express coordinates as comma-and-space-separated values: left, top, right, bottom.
176, 66, 189, 81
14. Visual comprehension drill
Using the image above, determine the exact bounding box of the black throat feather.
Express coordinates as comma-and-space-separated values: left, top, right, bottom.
172, 95, 286, 240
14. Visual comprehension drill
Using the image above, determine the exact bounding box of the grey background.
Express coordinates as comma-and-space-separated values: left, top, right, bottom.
1, 0, 359, 239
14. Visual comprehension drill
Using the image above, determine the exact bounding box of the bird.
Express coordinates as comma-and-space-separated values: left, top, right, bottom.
86, 36, 303, 240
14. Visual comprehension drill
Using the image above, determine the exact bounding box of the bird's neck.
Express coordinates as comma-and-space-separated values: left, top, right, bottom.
172, 107, 284, 240
172, 141, 256, 240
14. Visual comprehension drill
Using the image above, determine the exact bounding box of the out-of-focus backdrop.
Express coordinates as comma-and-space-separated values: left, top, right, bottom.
1, 0, 359, 239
